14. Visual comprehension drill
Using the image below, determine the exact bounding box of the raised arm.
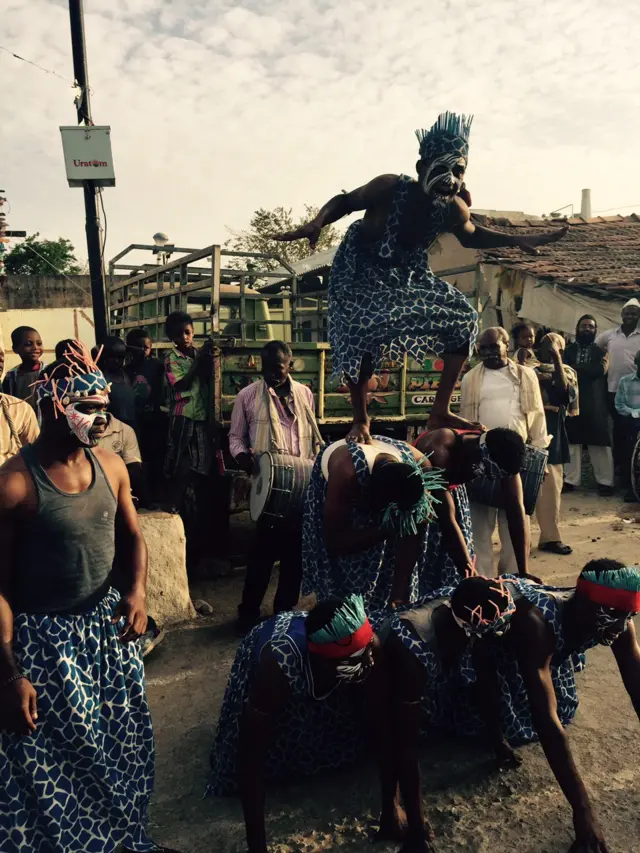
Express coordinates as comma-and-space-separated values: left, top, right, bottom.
515, 615, 608, 852
238, 649, 291, 853
450, 197, 568, 255
272, 174, 397, 250
611, 620, 640, 721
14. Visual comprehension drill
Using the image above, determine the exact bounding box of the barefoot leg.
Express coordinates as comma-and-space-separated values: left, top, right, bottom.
426, 349, 482, 431
346, 354, 374, 443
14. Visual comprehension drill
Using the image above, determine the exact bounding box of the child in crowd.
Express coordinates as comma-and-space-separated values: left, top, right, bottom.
125, 327, 166, 503
511, 321, 538, 367
2, 326, 45, 407
93, 336, 137, 428
163, 311, 212, 513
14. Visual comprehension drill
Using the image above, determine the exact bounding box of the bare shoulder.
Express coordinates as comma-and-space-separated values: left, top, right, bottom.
0, 455, 32, 510
326, 444, 358, 484
511, 599, 555, 658
349, 174, 398, 207
93, 446, 128, 484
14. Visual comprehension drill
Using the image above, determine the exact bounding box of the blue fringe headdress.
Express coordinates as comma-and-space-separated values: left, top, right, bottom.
380, 457, 446, 537
415, 112, 473, 163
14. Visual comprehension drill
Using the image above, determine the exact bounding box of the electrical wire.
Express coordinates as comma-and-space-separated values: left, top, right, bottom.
592, 203, 640, 214
98, 188, 107, 258
0, 43, 76, 85
10, 242, 90, 297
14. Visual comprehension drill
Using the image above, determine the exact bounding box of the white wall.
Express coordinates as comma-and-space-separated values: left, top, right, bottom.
0, 307, 95, 370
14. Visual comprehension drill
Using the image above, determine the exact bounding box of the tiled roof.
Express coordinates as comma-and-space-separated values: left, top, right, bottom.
474, 213, 640, 299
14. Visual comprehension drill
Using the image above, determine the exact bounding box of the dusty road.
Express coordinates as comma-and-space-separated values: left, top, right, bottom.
144, 492, 640, 853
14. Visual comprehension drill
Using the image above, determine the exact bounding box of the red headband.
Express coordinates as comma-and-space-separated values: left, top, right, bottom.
577, 577, 640, 613
307, 620, 374, 659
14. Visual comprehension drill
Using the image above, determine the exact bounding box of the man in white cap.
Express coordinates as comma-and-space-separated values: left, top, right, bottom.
597, 298, 640, 470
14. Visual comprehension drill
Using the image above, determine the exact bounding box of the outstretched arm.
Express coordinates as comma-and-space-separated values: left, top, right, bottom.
272, 174, 397, 250
611, 620, 640, 721
501, 474, 533, 579
516, 616, 609, 852
238, 650, 291, 853
450, 197, 567, 255
433, 489, 475, 578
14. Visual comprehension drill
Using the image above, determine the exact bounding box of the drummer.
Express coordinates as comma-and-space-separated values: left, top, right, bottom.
230, 340, 324, 634
413, 427, 538, 589
302, 433, 472, 610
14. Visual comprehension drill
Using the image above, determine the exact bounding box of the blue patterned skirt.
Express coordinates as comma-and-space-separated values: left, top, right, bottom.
0, 589, 157, 853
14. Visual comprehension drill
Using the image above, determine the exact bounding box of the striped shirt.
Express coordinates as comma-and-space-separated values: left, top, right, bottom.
615, 372, 640, 417
229, 379, 315, 459
164, 347, 207, 421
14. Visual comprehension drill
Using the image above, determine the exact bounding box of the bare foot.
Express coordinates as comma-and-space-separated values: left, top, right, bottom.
346, 421, 372, 444
427, 409, 485, 432
375, 806, 408, 843
495, 741, 523, 771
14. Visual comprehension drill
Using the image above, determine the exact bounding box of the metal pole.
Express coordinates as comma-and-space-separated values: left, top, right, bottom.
68, 0, 108, 345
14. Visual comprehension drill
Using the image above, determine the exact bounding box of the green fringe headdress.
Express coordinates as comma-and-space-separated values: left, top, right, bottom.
380, 458, 446, 538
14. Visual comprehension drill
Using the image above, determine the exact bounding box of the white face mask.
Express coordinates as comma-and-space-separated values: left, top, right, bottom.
64, 402, 109, 446
421, 154, 466, 198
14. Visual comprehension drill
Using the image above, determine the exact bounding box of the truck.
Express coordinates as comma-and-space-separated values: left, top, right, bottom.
107, 243, 478, 519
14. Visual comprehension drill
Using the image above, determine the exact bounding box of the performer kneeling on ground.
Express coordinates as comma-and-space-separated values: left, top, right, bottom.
302, 434, 474, 611
413, 427, 535, 591
207, 595, 380, 853
382, 564, 640, 853
0, 346, 180, 853
274, 112, 566, 444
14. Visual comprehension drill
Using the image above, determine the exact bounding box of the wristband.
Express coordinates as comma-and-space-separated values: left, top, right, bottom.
1, 673, 26, 690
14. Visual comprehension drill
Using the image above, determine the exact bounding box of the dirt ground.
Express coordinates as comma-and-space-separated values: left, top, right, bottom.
143, 491, 640, 853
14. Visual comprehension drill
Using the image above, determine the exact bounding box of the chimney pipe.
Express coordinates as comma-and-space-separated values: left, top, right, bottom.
581, 188, 592, 219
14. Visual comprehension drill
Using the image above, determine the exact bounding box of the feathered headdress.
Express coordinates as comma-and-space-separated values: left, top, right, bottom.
307, 594, 373, 658
33, 340, 110, 414
578, 566, 640, 613
415, 112, 473, 162
380, 457, 446, 537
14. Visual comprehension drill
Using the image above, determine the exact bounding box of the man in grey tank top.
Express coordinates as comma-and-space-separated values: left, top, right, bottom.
0, 342, 181, 853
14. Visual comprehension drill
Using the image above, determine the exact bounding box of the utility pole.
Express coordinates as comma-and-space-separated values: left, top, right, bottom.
68, 0, 108, 345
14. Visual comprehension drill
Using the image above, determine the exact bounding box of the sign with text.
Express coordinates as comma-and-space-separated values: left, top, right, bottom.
59, 126, 115, 188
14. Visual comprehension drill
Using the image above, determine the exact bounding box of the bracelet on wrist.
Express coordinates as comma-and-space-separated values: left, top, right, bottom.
1, 673, 26, 690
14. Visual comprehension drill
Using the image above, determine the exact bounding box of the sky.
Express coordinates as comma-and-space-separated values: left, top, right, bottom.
3, 0, 640, 268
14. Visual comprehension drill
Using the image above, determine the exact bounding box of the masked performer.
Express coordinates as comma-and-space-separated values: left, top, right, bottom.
207, 594, 381, 853
302, 434, 475, 611
0, 344, 179, 853
274, 113, 566, 444
380, 563, 640, 853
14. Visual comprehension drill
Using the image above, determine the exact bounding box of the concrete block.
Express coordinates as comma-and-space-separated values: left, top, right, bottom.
138, 510, 196, 626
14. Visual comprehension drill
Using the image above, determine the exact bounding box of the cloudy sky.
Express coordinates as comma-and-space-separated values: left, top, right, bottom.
3, 0, 640, 266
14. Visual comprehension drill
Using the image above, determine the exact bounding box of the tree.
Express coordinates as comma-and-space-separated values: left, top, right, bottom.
5, 233, 81, 276
224, 205, 342, 276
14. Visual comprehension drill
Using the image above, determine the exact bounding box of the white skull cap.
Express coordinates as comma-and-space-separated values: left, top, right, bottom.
623, 298, 640, 308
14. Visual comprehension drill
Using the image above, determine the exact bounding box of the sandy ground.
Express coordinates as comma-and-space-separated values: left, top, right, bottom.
143, 491, 640, 853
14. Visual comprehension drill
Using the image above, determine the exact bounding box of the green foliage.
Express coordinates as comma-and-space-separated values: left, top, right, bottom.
224, 205, 341, 275
5, 233, 81, 276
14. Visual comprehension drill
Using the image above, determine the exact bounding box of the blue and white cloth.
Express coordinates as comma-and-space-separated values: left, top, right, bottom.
207, 610, 364, 796
0, 589, 157, 853
391, 577, 599, 745
328, 174, 478, 383
302, 436, 432, 610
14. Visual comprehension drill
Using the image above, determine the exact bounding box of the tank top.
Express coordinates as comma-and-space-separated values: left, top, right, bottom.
12, 445, 118, 613
321, 438, 403, 480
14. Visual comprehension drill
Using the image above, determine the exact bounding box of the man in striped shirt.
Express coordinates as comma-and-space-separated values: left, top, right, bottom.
230, 341, 321, 634
615, 350, 640, 502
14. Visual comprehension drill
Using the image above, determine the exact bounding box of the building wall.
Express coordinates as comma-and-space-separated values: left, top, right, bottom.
429, 233, 478, 294
1, 275, 93, 310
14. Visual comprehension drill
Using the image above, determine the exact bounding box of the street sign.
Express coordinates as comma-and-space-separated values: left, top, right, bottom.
59, 125, 115, 187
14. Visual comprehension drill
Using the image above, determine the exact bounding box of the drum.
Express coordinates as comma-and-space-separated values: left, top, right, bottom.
249, 452, 314, 524
466, 445, 549, 516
